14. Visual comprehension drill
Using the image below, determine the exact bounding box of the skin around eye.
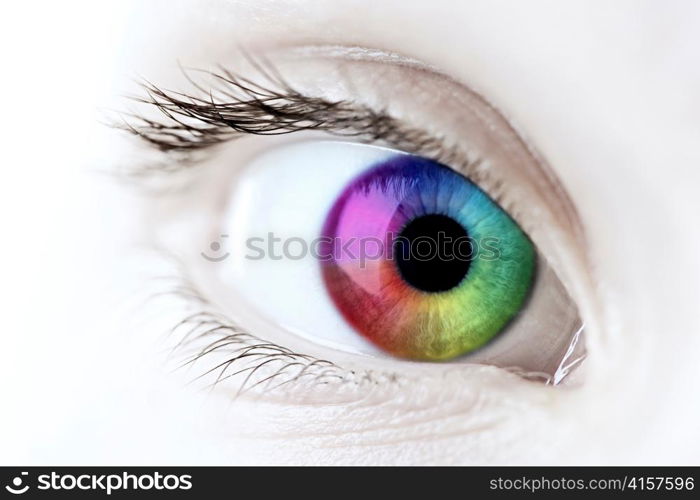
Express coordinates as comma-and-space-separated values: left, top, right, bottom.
320, 154, 535, 360
40, 0, 696, 468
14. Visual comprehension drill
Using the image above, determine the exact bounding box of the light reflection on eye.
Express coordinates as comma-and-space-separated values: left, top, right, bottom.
320, 154, 535, 360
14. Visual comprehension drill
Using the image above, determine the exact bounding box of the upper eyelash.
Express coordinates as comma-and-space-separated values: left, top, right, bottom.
118, 59, 477, 172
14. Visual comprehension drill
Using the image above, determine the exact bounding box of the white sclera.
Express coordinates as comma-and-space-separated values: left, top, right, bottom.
221, 140, 396, 355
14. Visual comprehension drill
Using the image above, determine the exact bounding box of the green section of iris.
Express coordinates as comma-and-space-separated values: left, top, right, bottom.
404, 188, 535, 360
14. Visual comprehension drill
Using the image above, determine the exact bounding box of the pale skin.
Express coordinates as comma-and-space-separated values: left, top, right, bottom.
3, 0, 699, 464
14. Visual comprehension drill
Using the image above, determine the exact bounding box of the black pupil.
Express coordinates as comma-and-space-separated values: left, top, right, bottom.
393, 214, 472, 292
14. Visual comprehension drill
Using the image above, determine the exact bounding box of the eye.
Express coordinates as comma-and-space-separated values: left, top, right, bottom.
124, 48, 586, 383
217, 140, 580, 376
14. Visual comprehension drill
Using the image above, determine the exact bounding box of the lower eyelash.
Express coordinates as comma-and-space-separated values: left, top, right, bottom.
174, 311, 344, 395
161, 269, 403, 400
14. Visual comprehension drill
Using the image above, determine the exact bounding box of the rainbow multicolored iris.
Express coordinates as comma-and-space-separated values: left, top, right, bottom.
320, 154, 535, 360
